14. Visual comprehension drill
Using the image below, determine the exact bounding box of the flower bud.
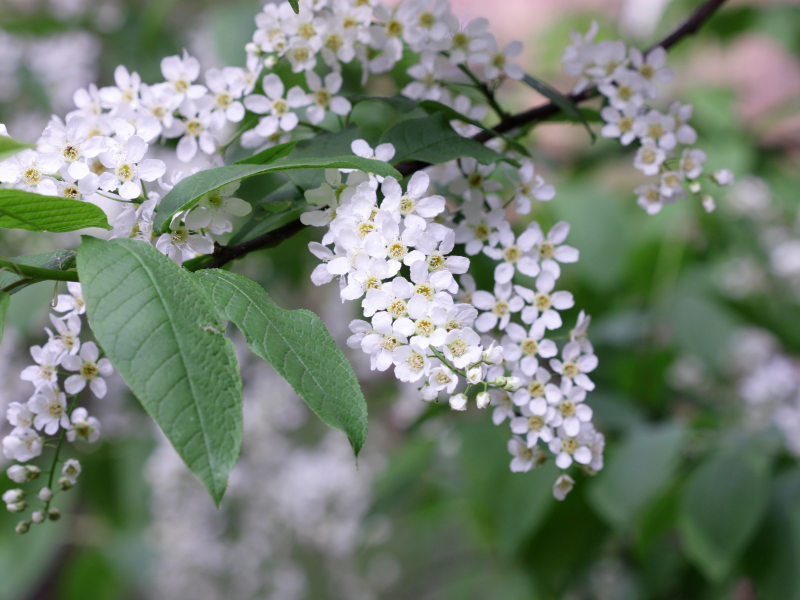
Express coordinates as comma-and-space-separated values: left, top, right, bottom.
419, 385, 438, 402
482, 342, 504, 365
47, 508, 61, 521
7, 501, 26, 513
503, 377, 523, 392
38, 487, 53, 502
701, 195, 716, 213
2, 489, 24, 504
6, 465, 28, 484
449, 393, 468, 411
553, 474, 575, 501
711, 169, 734, 186
244, 43, 260, 55
31, 511, 45, 524
688, 181, 702, 194
25, 465, 41, 480
466, 365, 483, 385
493, 376, 508, 388
263, 56, 277, 68
476, 392, 491, 409
15, 520, 30, 535
58, 477, 73, 491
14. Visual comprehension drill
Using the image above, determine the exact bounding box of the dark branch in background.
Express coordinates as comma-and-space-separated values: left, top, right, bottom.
200, 0, 729, 272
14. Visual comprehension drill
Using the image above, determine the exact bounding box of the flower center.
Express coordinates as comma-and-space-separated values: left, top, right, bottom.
452, 32, 469, 50
520, 338, 538, 355
493, 300, 509, 316
528, 381, 545, 397
427, 252, 445, 272
559, 400, 576, 417
80, 361, 99, 379
645, 189, 660, 203
641, 149, 656, 164
23, 167, 42, 187
48, 403, 62, 417
647, 123, 664, 139
528, 415, 544, 431
151, 105, 167, 120
356, 221, 374, 238
444, 319, 459, 332
467, 173, 483, 188
380, 334, 399, 352
216, 92, 233, 109
389, 298, 407, 318
418, 11, 435, 28
325, 34, 343, 50
435, 370, 451, 385
387, 20, 403, 37
364, 275, 381, 290
415, 317, 434, 336
399, 195, 416, 216
491, 53, 506, 69
534, 293, 551, 310
298, 23, 315, 39
619, 116, 633, 132
640, 64, 654, 79
62, 144, 80, 162
315, 89, 331, 107
174, 78, 190, 93
562, 361, 579, 378
407, 351, 425, 371
539, 242, 554, 259
448, 338, 467, 357
473, 223, 490, 241
62, 184, 80, 200
617, 85, 633, 101
293, 47, 310, 63
414, 281, 435, 300
503, 245, 520, 263
186, 118, 203, 136
664, 174, 679, 188
562, 437, 578, 454
388, 240, 408, 261
116, 163, 135, 182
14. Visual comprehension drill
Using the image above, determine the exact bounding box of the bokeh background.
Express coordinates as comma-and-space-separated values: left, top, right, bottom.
1, 0, 800, 598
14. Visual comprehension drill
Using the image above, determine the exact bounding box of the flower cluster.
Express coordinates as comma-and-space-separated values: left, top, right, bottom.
2, 282, 108, 533
562, 22, 734, 215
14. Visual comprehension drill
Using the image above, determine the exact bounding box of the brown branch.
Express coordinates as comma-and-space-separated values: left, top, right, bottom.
200, 0, 728, 271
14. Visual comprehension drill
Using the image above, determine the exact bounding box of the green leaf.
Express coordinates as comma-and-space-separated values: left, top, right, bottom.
233, 139, 299, 165
288, 0, 299, 13
350, 95, 421, 114
0, 190, 111, 232
0, 292, 9, 344
77, 236, 243, 506
155, 155, 399, 232
587, 424, 684, 529
284, 127, 362, 190
679, 438, 772, 581
195, 269, 368, 455
522, 74, 596, 142
0, 135, 35, 161
418, 100, 531, 157
228, 182, 307, 245
0, 249, 76, 294
379, 112, 506, 166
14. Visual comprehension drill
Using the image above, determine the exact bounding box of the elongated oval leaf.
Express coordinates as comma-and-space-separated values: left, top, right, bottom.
0, 190, 110, 232
0, 135, 35, 161
234, 139, 299, 165
679, 438, 772, 581
195, 269, 368, 455
77, 236, 243, 506
0, 249, 76, 294
0, 291, 9, 344
522, 75, 596, 142
379, 112, 505, 166
588, 424, 684, 530
155, 155, 400, 232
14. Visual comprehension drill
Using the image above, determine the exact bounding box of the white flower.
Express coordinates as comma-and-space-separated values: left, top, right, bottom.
547, 379, 593, 437
667, 102, 697, 144
492, 391, 515, 425
304, 71, 352, 125
380, 172, 445, 220
512, 159, 556, 214
429, 365, 459, 394
475, 37, 524, 81
156, 210, 215, 265
633, 109, 676, 150
454, 207, 506, 255
570, 310, 594, 354
205, 67, 246, 128
507, 436, 538, 472
66, 407, 101, 443
550, 341, 598, 391
510, 402, 555, 446
197, 182, 252, 234
62, 459, 81, 484
660, 171, 685, 199
98, 130, 166, 200
525, 221, 580, 279
139, 82, 182, 128
99, 65, 142, 112
483, 225, 540, 284
629, 46, 673, 98
2, 428, 43, 462
502, 320, 558, 376
28, 387, 70, 435
553, 474, 575, 501
476, 391, 491, 409
598, 69, 644, 111
472, 282, 524, 332
442, 327, 482, 369
286, 37, 318, 72
448, 158, 502, 204
44, 313, 81, 356
680, 148, 706, 180
54, 282, 86, 317
0, 149, 59, 195
600, 104, 638, 145
173, 102, 216, 163
7, 465, 31, 484
635, 183, 668, 215
633, 139, 666, 176
549, 431, 593, 469
402, 52, 447, 101
448, 18, 489, 64
392, 343, 431, 382
712, 169, 734, 186
39, 115, 106, 181
161, 50, 207, 100
61, 341, 114, 398
357, 312, 408, 371
244, 74, 309, 138
20, 345, 61, 391
449, 393, 468, 411
518, 271, 575, 330
6, 401, 33, 429
702, 194, 716, 213
511, 367, 553, 410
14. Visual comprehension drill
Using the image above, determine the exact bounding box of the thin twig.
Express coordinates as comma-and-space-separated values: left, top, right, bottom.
200, 0, 729, 272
